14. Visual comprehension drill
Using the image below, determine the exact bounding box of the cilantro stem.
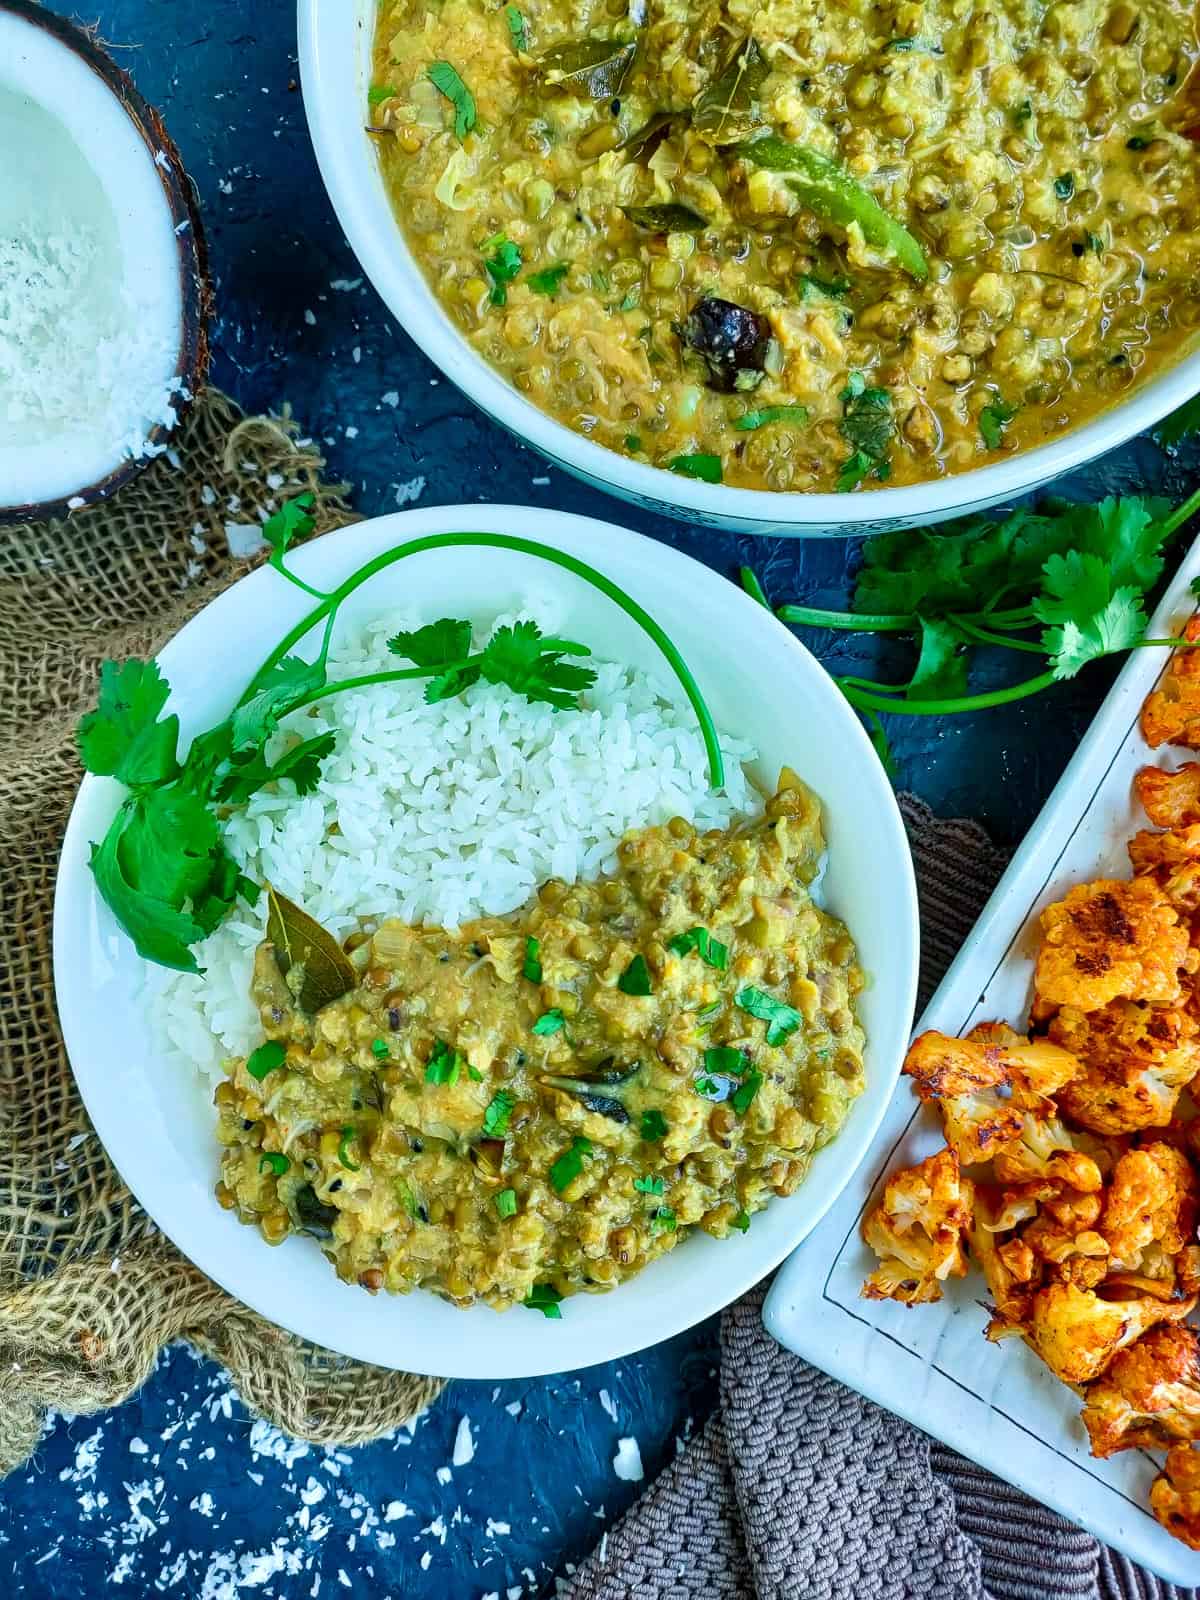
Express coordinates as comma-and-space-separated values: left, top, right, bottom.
243, 532, 725, 789
776, 603, 915, 632
739, 567, 771, 608
948, 615, 1045, 653
840, 669, 1058, 716
287, 666, 431, 711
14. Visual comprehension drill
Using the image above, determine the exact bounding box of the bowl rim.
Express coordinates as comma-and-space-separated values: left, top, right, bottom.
0, 0, 211, 526
53, 503, 920, 1377
298, 0, 1200, 530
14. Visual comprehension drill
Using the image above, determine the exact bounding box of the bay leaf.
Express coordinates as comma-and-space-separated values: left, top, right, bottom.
266, 885, 358, 1013
692, 37, 769, 144
537, 37, 636, 99
621, 202, 709, 232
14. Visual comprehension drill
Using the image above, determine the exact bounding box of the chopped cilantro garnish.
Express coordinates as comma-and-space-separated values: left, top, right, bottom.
693, 1075, 725, 1099
532, 1009, 565, 1036
979, 398, 1019, 451
669, 453, 723, 484
633, 1175, 665, 1195
731, 1209, 751, 1233
396, 1179, 420, 1220
624, 433, 642, 451
705, 1046, 747, 1075
504, 4, 527, 51
246, 1040, 286, 1081
371, 1038, 389, 1060
258, 1152, 290, 1176
483, 1089, 515, 1137
649, 1205, 677, 1236
735, 986, 802, 1046
387, 616, 595, 709
667, 925, 729, 970
481, 233, 523, 307
695, 1000, 722, 1021
467, 1065, 484, 1082
1126, 133, 1152, 150
425, 1038, 464, 1085
618, 287, 641, 311
732, 1070, 764, 1115
618, 954, 653, 996
838, 377, 893, 491
337, 1126, 361, 1172
523, 1282, 564, 1318
549, 1136, 592, 1193
368, 85, 396, 106
1054, 172, 1075, 200
1013, 98, 1033, 122
495, 1187, 518, 1218
735, 405, 810, 433
640, 1109, 668, 1142
523, 935, 542, 983
527, 263, 570, 296
798, 272, 850, 300
427, 60, 476, 141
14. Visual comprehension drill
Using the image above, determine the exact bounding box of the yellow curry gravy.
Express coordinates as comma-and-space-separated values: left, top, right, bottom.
215, 773, 865, 1311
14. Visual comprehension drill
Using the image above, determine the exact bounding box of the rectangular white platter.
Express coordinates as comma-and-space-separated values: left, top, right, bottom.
763, 531, 1200, 1586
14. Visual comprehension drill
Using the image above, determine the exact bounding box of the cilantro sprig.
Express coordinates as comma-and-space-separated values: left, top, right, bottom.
741, 485, 1200, 770
78, 509, 724, 973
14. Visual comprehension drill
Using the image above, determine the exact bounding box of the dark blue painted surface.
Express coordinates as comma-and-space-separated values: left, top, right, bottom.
5, 3, 1199, 1593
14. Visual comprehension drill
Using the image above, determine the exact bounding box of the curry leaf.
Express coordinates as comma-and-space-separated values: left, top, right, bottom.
536, 38, 636, 99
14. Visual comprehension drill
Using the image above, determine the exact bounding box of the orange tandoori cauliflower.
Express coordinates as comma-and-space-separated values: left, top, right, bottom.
903, 1032, 1024, 1164
1128, 825, 1200, 914
1034, 878, 1190, 1015
1025, 1280, 1196, 1384
1049, 1001, 1200, 1134
1081, 1324, 1200, 1456
1141, 617, 1200, 750
1136, 764, 1200, 829
861, 1148, 974, 1306
1151, 1445, 1200, 1550
970, 1187, 1043, 1336
1099, 1143, 1197, 1271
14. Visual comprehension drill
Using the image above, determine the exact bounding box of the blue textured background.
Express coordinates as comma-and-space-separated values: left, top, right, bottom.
6, 3, 1200, 1594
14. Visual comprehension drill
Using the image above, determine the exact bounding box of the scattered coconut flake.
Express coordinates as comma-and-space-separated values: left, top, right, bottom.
613, 1437, 644, 1482
451, 1416, 475, 1467
598, 1389, 619, 1424
435, 1466, 452, 1485
393, 474, 425, 507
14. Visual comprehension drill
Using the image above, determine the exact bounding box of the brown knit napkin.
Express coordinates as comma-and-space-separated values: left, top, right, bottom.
562, 800, 1200, 1600
0, 390, 443, 1475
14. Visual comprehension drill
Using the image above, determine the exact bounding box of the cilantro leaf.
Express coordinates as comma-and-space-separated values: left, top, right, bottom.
549, 1136, 592, 1193
979, 398, 1018, 451
482, 233, 522, 306
838, 380, 893, 490
798, 273, 849, 300
735, 985, 802, 1046
649, 1205, 677, 1235
523, 936, 543, 983
669, 453, 723, 483
640, 1109, 668, 1142
478, 620, 596, 710
77, 659, 180, 788
262, 493, 315, 561
907, 617, 968, 702
1033, 551, 1147, 678
213, 730, 337, 806
1158, 394, 1200, 450
424, 662, 484, 704
483, 1089, 515, 1137
523, 1282, 563, 1318
860, 707, 897, 779
633, 1175, 664, 1195
732, 1070, 764, 1114
247, 1040, 287, 1081
731, 1209, 751, 1232
667, 926, 729, 969
836, 448, 880, 493
428, 60, 476, 141
229, 654, 326, 752
527, 263, 570, 296
532, 1009, 565, 1036
425, 1039, 464, 1085
617, 954, 653, 996
495, 1188, 518, 1218
387, 617, 472, 669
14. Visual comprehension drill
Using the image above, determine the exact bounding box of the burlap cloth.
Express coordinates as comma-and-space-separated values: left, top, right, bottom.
2, 389, 1190, 1598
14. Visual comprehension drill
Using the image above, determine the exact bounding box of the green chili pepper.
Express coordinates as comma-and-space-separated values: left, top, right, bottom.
732, 137, 928, 282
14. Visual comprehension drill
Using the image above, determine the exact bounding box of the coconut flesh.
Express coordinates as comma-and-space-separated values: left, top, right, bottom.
0, 11, 185, 512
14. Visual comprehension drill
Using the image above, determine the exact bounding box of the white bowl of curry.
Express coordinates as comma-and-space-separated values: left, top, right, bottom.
300, 0, 1200, 534
54, 504, 919, 1377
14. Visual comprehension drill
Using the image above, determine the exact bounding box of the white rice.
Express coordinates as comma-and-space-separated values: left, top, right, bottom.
149, 612, 759, 1084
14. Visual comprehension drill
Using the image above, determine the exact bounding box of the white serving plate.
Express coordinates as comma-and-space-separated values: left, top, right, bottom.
763, 532, 1200, 1584
298, 0, 1200, 536
54, 503, 918, 1380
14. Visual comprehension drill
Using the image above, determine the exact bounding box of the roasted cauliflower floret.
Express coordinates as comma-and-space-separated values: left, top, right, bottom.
1151, 1445, 1200, 1550
903, 1032, 1023, 1165
1049, 1001, 1200, 1134
1136, 764, 1200, 829
1141, 617, 1200, 750
861, 1148, 974, 1306
971, 1186, 1043, 1336
1082, 1325, 1200, 1456
1099, 1142, 1197, 1270
991, 1110, 1103, 1194
1025, 1280, 1195, 1384
1022, 1189, 1108, 1266
1034, 878, 1190, 1015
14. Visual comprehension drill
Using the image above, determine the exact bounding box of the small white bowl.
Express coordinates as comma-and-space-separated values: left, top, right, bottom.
298, 0, 1200, 536
0, 1, 209, 523
53, 504, 919, 1378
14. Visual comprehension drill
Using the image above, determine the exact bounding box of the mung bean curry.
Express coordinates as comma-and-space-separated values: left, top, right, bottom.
215, 773, 866, 1313
368, 0, 1200, 492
